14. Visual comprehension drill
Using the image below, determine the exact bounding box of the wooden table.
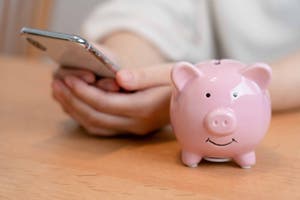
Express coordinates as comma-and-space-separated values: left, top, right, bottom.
0, 56, 299, 199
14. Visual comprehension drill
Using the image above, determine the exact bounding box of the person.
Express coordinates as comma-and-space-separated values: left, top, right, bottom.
51, 0, 300, 136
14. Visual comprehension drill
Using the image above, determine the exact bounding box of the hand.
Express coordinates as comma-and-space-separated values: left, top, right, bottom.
52, 64, 173, 136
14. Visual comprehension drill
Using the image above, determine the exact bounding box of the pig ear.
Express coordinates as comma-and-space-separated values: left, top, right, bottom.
241, 63, 272, 90
171, 62, 203, 91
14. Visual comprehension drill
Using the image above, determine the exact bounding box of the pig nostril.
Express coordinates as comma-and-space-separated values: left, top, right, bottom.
213, 120, 218, 126
223, 120, 228, 126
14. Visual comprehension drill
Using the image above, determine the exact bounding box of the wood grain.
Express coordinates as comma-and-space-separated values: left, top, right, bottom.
0, 56, 299, 199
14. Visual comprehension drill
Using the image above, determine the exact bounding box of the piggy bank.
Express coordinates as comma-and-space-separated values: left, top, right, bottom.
170, 59, 272, 168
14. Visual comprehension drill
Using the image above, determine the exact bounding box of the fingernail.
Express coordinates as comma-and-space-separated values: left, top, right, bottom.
83, 75, 94, 83
65, 76, 74, 88
98, 81, 120, 92
120, 70, 134, 82
52, 80, 61, 92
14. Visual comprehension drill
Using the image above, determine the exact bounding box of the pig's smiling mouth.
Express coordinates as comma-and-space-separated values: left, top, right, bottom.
206, 138, 238, 146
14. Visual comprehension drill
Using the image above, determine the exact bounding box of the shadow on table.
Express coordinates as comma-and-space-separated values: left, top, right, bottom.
39, 119, 176, 157
38, 119, 280, 174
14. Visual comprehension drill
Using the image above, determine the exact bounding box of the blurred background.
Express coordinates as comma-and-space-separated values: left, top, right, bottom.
0, 0, 105, 57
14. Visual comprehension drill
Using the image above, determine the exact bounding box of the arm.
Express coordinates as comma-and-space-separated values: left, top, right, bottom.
100, 31, 168, 69
270, 51, 300, 112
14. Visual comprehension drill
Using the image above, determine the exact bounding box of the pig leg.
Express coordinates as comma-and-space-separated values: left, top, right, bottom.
233, 151, 256, 169
181, 150, 202, 168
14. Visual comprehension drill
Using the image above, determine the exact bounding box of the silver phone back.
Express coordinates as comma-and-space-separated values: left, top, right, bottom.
21, 27, 119, 78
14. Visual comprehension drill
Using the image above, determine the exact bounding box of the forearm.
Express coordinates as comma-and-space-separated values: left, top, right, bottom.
270, 51, 300, 112
100, 31, 168, 69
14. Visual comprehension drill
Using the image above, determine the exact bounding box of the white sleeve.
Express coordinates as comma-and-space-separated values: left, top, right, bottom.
82, 0, 199, 62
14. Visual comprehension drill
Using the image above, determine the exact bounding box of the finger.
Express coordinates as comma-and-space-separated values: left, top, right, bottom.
116, 63, 174, 91
64, 76, 170, 117
53, 67, 96, 83
55, 78, 170, 135
52, 79, 96, 123
52, 79, 74, 115
54, 81, 125, 136
56, 77, 137, 133
95, 78, 120, 92
51, 80, 61, 102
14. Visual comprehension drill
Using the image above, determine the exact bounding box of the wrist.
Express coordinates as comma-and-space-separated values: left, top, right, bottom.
99, 31, 167, 69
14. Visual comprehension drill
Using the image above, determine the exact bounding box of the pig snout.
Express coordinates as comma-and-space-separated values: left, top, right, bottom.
205, 108, 237, 136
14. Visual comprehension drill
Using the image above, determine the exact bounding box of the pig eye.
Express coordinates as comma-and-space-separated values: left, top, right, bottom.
205, 93, 211, 98
232, 92, 238, 98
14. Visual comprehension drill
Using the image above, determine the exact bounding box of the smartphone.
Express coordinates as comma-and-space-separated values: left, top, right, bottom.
20, 27, 119, 78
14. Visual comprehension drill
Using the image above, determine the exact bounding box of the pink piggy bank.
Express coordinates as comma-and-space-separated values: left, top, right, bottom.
170, 60, 272, 168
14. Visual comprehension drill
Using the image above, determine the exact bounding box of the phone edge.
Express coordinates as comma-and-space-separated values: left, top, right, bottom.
20, 27, 88, 47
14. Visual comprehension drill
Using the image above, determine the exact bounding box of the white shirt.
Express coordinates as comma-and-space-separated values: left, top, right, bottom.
82, 0, 300, 63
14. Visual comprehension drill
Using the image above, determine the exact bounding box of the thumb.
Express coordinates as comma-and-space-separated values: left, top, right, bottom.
116, 63, 174, 91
